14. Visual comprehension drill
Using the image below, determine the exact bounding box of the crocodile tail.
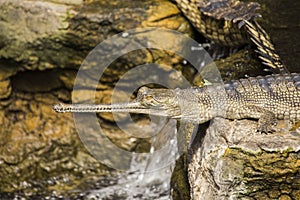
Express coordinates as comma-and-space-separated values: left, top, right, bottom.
243, 20, 289, 74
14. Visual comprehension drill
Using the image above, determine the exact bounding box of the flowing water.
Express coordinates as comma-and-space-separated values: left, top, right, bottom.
84, 119, 179, 200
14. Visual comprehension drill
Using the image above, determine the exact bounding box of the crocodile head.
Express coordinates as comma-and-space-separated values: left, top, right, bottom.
132, 86, 182, 118
118, 86, 215, 123
53, 86, 182, 118
54, 86, 216, 124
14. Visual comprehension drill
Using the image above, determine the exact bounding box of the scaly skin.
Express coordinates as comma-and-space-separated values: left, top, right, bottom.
172, 0, 261, 46
54, 73, 300, 133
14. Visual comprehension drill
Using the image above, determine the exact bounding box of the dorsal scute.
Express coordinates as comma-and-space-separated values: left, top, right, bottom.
244, 20, 289, 74
223, 74, 300, 95
199, 0, 261, 22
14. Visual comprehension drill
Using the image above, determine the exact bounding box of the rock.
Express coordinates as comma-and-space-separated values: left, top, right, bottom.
0, 79, 11, 99
188, 118, 300, 199
0, 0, 193, 72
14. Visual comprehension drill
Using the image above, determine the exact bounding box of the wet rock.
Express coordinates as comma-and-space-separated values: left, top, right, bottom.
0, 92, 113, 194
188, 118, 300, 199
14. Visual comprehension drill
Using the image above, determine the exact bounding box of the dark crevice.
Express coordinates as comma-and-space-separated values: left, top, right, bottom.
10, 69, 76, 93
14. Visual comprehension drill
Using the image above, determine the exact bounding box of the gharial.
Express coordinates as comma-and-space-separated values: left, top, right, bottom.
53, 0, 299, 133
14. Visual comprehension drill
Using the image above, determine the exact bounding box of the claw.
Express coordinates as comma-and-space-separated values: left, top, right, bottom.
257, 123, 277, 134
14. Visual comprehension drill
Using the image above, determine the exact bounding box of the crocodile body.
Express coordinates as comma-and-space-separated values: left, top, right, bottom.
54, 73, 300, 132
209, 73, 300, 132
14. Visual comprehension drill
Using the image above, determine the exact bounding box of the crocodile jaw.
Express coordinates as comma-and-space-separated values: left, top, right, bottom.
53, 102, 181, 118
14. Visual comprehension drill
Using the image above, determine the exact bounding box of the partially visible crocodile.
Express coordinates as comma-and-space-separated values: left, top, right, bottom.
173, 0, 261, 47
54, 72, 300, 133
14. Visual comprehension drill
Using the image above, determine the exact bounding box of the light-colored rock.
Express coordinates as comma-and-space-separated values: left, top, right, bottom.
188, 118, 300, 199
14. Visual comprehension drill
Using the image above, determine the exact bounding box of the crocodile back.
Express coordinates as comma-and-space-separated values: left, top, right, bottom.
224, 73, 300, 120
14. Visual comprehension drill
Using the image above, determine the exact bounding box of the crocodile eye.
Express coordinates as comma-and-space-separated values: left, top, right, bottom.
144, 95, 153, 101
139, 94, 154, 106
138, 86, 150, 96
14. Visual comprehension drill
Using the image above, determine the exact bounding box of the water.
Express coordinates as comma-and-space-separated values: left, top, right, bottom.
86, 119, 179, 200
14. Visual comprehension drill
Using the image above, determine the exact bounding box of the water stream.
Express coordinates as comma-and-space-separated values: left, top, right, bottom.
86, 119, 179, 200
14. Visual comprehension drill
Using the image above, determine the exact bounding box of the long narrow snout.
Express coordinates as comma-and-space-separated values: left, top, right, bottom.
53, 102, 170, 117
53, 102, 148, 113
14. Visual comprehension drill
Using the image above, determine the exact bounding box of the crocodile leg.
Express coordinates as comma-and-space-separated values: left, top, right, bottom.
236, 105, 277, 133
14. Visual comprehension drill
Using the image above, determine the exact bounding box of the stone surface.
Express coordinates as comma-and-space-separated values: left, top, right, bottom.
0, 79, 11, 99
0, 0, 193, 73
188, 118, 300, 199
